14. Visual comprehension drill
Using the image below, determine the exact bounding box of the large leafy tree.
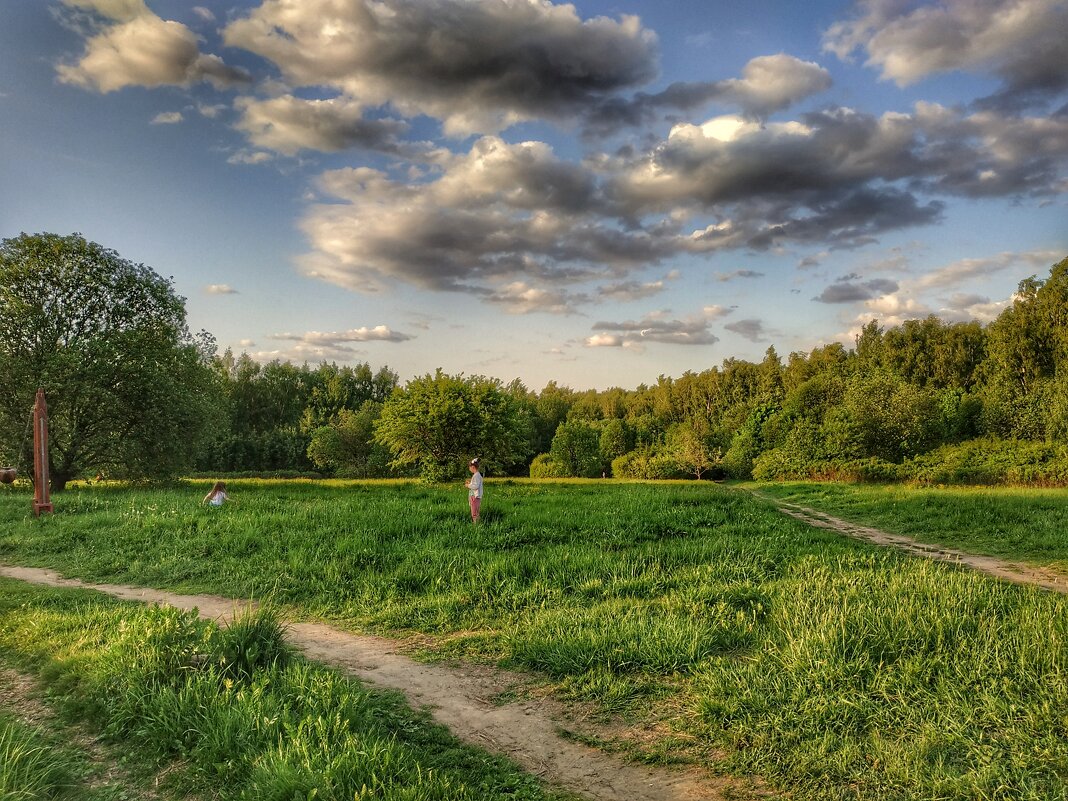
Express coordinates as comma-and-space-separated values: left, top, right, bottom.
374, 370, 532, 481
0, 233, 221, 489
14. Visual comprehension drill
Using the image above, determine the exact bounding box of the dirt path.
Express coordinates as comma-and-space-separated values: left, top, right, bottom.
761, 497, 1068, 594
0, 565, 744, 801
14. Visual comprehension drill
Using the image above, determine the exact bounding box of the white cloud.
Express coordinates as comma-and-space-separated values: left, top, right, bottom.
191, 6, 215, 22
914, 249, 1063, 290
824, 0, 1067, 110
204, 283, 238, 294
233, 94, 415, 156
57, 1, 248, 92
150, 110, 183, 124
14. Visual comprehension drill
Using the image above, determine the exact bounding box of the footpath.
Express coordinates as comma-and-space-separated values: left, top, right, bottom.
0, 564, 739, 801
760, 496, 1068, 594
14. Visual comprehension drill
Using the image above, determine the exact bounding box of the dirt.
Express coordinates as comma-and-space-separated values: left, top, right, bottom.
0, 565, 751, 801
762, 497, 1068, 594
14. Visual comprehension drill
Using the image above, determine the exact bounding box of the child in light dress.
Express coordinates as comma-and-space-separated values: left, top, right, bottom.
464, 458, 483, 523
202, 481, 229, 506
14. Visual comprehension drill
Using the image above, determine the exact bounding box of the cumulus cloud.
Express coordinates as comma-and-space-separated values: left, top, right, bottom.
584, 53, 831, 135
814, 277, 898, 303
57, 0, 249, 92
150, 111, 183, 124
484, 282, 584, 314
715, 269, 764, 282
223, 0, 658, 135
295, 101, 1065, 300
587, 307, 722, 347
204, 283, 238, 294
824, 0, 1068, 111
234, 95, 418, 157
724, 318, 768, 342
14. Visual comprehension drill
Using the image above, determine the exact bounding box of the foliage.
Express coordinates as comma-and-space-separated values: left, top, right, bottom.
0, 714, 78, 799
374, 370, 533, 481
548, 420, 602, 477
0, 232, 221, 490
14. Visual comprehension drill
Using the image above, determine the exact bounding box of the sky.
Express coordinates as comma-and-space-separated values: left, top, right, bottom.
1, 0, 1065, 391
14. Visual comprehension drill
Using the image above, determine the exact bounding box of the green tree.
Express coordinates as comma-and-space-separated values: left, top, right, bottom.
0, 233, 221, 489
374, 370, 532, 481
307, 401, 393, 477
549, 420, 602, 477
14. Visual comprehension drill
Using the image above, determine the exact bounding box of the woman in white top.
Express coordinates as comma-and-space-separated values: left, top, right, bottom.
464, 458, 483, 523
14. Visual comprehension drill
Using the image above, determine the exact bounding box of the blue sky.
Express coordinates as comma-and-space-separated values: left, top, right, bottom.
2, 0, 1065, 390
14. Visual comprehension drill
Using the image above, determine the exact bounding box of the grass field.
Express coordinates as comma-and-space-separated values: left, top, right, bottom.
0, 579, 575, 801
750, 482, 1068, 570
2, 479, 1068, 800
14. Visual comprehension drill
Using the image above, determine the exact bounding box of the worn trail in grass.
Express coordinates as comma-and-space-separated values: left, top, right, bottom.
0, 564, 731, 801
755, 493, 1068, 594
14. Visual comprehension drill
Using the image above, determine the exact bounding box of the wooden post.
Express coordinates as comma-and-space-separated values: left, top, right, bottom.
32, 388, 53, 517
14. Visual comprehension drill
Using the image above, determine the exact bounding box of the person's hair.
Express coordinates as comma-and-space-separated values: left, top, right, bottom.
211, 480, 226, 493
469, 458, 480, 467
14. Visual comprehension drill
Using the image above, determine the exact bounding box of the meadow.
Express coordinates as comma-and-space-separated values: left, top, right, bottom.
752, 482, 1068, 569
1, 479, 1068, 800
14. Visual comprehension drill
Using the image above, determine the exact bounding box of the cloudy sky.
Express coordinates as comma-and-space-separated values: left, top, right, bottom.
2, 0, 1065, 389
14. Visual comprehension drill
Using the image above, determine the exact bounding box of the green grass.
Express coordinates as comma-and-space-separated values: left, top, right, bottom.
0, 711, 80, 800
2, 479, 1068, 800
749, 482, 1068, 570
0, 579, 575, 801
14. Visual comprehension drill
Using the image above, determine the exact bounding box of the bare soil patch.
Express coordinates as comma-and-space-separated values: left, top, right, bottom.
763, 497, 1068, 594
0, 565, 757, 801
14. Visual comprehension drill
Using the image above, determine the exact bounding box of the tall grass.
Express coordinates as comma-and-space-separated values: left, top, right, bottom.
0, 713, 79, 799
2, 480, 1068, 799
0, 580, 572, 801
752, 481, 1068, 568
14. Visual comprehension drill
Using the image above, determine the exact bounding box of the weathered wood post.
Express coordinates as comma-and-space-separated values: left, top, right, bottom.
32, 388, 53, 517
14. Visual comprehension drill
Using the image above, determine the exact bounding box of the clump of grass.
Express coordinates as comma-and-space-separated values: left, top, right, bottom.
0, 714, 78, 799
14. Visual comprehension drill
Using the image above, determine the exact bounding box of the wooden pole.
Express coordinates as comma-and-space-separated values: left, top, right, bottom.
32, 388, 53, 517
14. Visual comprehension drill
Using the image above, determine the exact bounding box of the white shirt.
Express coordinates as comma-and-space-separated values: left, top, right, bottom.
467, 471, 483, 498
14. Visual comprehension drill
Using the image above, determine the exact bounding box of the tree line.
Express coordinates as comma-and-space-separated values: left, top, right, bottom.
2, 233, 1065, 488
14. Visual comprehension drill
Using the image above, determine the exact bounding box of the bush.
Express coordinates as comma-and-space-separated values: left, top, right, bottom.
902, 438, 1068, 486
528, 453, 564, 478
611, 447, 686, 479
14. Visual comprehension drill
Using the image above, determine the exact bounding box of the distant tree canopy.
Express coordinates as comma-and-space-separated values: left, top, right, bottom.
0, 232, 219, 490
191, 255, 1068, 485
12, 243, 1060, 487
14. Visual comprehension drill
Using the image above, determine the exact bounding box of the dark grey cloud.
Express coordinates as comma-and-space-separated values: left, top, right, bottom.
588, 310, 721, 347
583, 54, 832, 136
814, 276, 899, 303
597, 279, 667, 302
224, 0, 658, 135
724, 318, 768, 342
234, 95, 425, 157
715, 269, 765, 282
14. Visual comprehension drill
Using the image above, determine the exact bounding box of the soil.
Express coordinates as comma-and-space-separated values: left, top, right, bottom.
762, 496, 1068, 594
0, 565, 752, 801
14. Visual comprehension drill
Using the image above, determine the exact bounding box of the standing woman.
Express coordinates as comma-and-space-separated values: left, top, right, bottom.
465, 458, 483, 523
